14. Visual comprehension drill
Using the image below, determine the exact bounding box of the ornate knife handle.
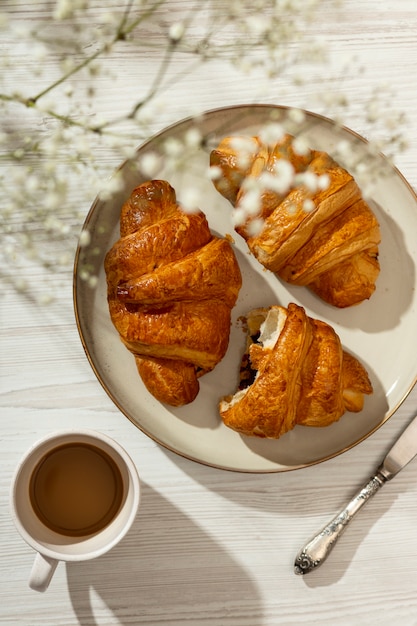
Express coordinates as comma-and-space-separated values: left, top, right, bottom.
294, 472, 387, 575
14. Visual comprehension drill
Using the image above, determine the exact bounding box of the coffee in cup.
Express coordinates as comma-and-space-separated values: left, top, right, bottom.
10, 430, 140, 592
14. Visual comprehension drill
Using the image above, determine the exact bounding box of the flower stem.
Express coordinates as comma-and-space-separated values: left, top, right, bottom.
26, 0, 168, 105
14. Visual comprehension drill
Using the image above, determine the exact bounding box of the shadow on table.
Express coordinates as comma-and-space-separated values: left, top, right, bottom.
160, 426, 407, 586
67, 480, 261, 626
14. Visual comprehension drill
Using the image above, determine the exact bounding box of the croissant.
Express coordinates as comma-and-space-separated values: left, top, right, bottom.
219, 303, 373, 439
210, 134, 381, 308
104, 180, 242, 406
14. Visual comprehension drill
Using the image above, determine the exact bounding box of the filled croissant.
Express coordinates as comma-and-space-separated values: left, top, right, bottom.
219, 303, 373, 439
104, 179, 242, 406
210, 134, 381, 308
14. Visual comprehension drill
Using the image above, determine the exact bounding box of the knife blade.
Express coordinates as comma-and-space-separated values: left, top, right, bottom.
294, 409, 417, 575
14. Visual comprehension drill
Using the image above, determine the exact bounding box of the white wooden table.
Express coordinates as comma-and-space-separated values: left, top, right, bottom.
2, 2, 417, 624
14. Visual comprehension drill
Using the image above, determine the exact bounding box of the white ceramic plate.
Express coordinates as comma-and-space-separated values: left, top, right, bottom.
73, 104, 417, 472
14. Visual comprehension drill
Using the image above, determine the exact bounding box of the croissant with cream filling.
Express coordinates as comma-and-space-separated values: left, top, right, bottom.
219, 303, 372, 439
210, 134, 381, 308
104, 179, 242, 406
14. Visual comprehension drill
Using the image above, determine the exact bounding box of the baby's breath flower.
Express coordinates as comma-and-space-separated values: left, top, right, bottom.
78, 230, 91, 248
207, 165, 222, 180
33, 44, 48, 63
295, 171, 319, 193
288, 108, 306, 125
286, 203, 298, 216
25, 175, 40, 193
88, 275, 98, 288
230, 136, 258, 154
169, 22, 185, 43
239, 188, 262, 216
292, 136, 310, 156
180, 187, 202, 213
317, 173, 330, 190
99, 173, 125, 201
246, 217, 264, 237
235, 151, 252, 169
14, 277, 28, 293
163, 137, 183, 158
259, 123, 285, 146
54, 0, 88, 21
140, 152, 162, 177
231, 207, 247, 227
245, 15, 269, 37
270, 159, 295, 193
37, 293, 54, 306
184, 128, 202, 148
303, 199, 315, 212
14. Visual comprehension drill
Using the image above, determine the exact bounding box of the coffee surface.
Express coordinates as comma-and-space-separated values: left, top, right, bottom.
29, 442, 124, 536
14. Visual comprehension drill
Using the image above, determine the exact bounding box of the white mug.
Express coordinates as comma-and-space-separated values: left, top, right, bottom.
10, 429, 140, 592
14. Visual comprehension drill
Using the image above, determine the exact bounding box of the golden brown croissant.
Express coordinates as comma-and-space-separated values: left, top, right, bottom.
104, 180, 242, 406
210, 134, 381, 308
219, 303, 372, 439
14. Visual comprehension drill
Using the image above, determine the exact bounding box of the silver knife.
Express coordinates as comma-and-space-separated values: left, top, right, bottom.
294, 410, 417, 575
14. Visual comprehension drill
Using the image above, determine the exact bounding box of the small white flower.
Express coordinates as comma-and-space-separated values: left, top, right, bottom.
60, 56, 76, 74
259, 123, 285, 146
33, 44, 47, 63
54, 0, 87, 20
288, 108, 306, 125
14, 277, 28, 293
239, 188, 262, 216
120, 144, 138, 160
295, 171, 318, 193
25, 175, 40, 193
207, 165, 222, 181
231, 207, 247, 227
58, 252, 71, 265
246, 218, 264, 237
292, 136, 310, 156
163, 137, 183, 158
286, 203, 298, 216
245, 15, 269, 37
184, 128, 202, 148
99, 173, 125, 200
336, 140, 351, 156
236, 151, 253, 170
54, 0, 73, 20
317, 173, 330, 190
11, 23, 30, 39
140, 152, 161, 177
169, 22, 185, 42
230, 136, 258, 154
44, 192, 62, 211
270, 159, 295, 193
75, 136, 92, 158
79, 230, 91, 248
38, 293, 54, 306
79, 268, 90, 282
180, 187, 202, 213
303, 198, 315, 212
88, 275, 98, 288
101, 12, 118, 25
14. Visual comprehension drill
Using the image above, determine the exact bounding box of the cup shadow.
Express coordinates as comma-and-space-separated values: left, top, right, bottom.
66, 480, 261, 625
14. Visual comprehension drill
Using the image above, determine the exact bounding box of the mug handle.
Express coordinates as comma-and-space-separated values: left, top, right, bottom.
29, 552, 58, 592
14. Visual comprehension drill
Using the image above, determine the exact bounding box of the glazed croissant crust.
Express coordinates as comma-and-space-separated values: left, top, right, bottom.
104, 180, 242, 406
210, 134, 381, 308
219, 303, 372, 439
